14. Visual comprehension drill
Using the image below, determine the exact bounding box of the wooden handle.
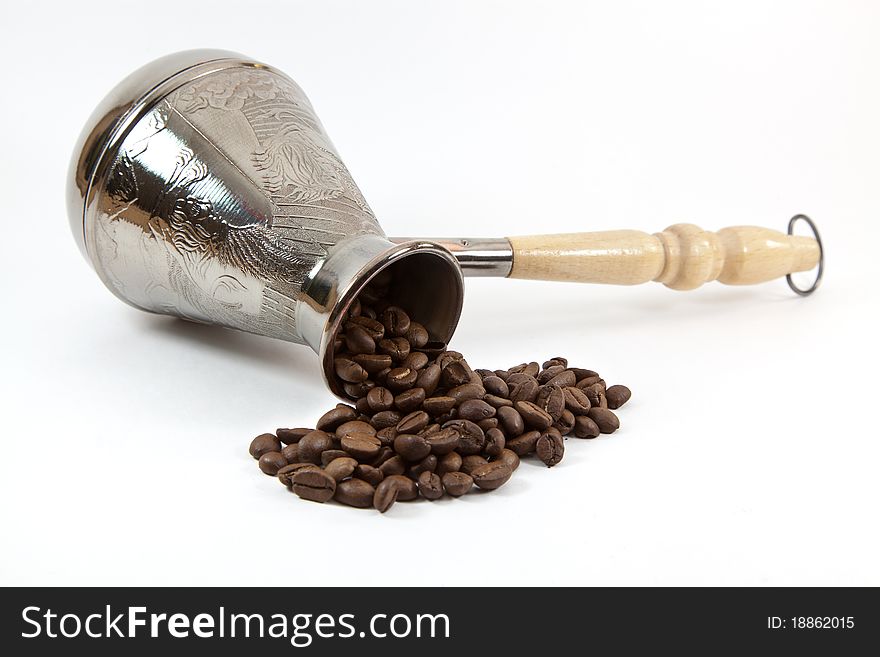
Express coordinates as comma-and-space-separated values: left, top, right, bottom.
507, 224, 820, 289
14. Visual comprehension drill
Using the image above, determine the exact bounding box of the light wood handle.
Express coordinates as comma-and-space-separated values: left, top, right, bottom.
507, 224, 820, 289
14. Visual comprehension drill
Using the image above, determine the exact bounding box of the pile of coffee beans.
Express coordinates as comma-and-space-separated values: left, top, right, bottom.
249, 275, 631, 513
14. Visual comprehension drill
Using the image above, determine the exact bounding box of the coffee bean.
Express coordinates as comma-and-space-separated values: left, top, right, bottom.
352, 353, 393, 374
292, 468, 337, 503
583, 383, 607, 409
545, 356, 569, 368
347, 315, 385, 340
447, 383, 486, 403
277, 463, 320, 487
379, 454, 406, 476
537, 386, 566, 422
345, 325, 376, 355
440, 361, 469, 387
281, 443, 300, 463
536, 428, 565, 467
276, 428, 311, 444
508, 377, 539, 403
249, 433, 281, 459
606, 385, 631, 409
370, 447, 395, 467
477, 418, 499, 433
482, 376, 509, 397
373, 477, 400, 512
334, 358, 368, 383
343, 380, 374, 399
400, 322, 427, 349
367, 387, 394, 412
341, 432, 382, 460
324, 456, 358, 481
258, 451, 287, 475
553, 409, 576, 435
563, 387, 591, 415
394, 433, 432, 461
573, 415, 600, 439
407, 454, 437, 479
425, 427, 460, 455
394, 387, 426, 414
458, 399, 496, 422
546, 370, 577, 388
423, 396, 456, 416
377, 337, 410, 362
576, 375, 604, 390
494, 448, 520, 471
371, 410, 402, 430
298, 430, 336, 464
484, 427, 506, 457
386, 474, 419, 501
397, 410, 430, 434
386, 367, 417, 393
436, 351, 464, 369
484, 394, 514, 409
493, 369, 510, 381
335, 478, 376, 508
588, 407, 620, 434
320, 449, 348, 466
471, 461, 513, 490
417, 471, 444, 500
442, 419, 485, 455
460, 454, 489, 475
442, 471, 473, 497
380, 306, 411, 337
436, 451, 462, 476
419, 423, 441, 436
355, 397, 371, 415
354, 464, 384, 486
415, 363, 441, 396
402, 352, 429, 371
336, 420, 376, 440
507, 430, 540, 456
569, 368, 598, 381
514, 400, 553, 430
538, 365, 565, 384
376, 426, 398, 446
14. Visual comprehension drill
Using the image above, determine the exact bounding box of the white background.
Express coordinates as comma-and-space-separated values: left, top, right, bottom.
1, 1, 878, 586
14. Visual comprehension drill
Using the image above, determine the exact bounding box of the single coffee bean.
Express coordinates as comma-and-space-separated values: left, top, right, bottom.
515, 400, 553, 430
536, 428, 565, 467
434, 408, 459, 425
554, 409, 576, 436
605, 385, 632, 409
482, 376, 510, 397
460, 454, 489, 475
401, 351, 429, 371
371, 410, 402, 430
407, 454, 438, 479
376, 426, 398, 446
524, 362, 541, 377
258, 451, 288, 475
276, 427, 311, 444
419, 423, 441, 436
507, 430, 541, 455
373, 476, 400, 512
367, 387, 395, 412
577, 376, 604, 390
405, 322, 429, 348
397, 410, 430, 434
588, 407, 620, 434
377, 337, 410, 362
538, 365, 566, 384
334, 478, 376, 508
320, 449, 348, 466
447, 383, 486, 403
386, 367, 417, 392
336, 420, 376, 440
436, 451, 462, 476
386, 475, 419, 501
493, 369, 510, 381
563, 387, 591, 415
484, 427, 506, 457
379, 454, 406, 476
354, 464, 384, 486
468, 370, 484, 386
537, 386, 566, 422
341, 432, 382, 460
281, 443, 300, 463
436, 350, 464, 369
277, 463, 320, 487
573, 415, 600, 439
393, 433, 431, 461
484, 394, 513, 409
298, 430, 336, 464
343, 380, 374, 399
569, 368, 598, 381
442, 471, 474, 497
352, 353, 393, 374
458, 399, 496, 422
546, 370, 577, 388
477, 417, 499, 433
417, 471, 444, 500
380, 306, 411, 337
494, 448, 520, 471
442, 419, 485, 455
346, 315, 385, 340
583, 383, 608, 409
345, 325, 376, 355
394, 387, 426, 414
425, 427, 460, 455
415, 363, 441, 396
546, 356, 569, 368
324, 456, 358, 481
441, 360, 471, 388
334, 358, 368, 383
423, 396, 456, 416
355, 397, 371, 415
292, 468, 337, 503
249, 433, 281, 459
508, 377, 539, 403
471, 461, 513, 490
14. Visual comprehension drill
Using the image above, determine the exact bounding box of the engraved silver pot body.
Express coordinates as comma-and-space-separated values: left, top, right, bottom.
68, 50, 464, 395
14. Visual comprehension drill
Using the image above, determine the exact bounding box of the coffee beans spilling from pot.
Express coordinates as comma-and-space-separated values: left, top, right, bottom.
249, 276, 631, 513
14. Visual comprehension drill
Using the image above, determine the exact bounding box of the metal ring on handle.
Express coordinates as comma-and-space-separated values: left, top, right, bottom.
786, 214, 824, 296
